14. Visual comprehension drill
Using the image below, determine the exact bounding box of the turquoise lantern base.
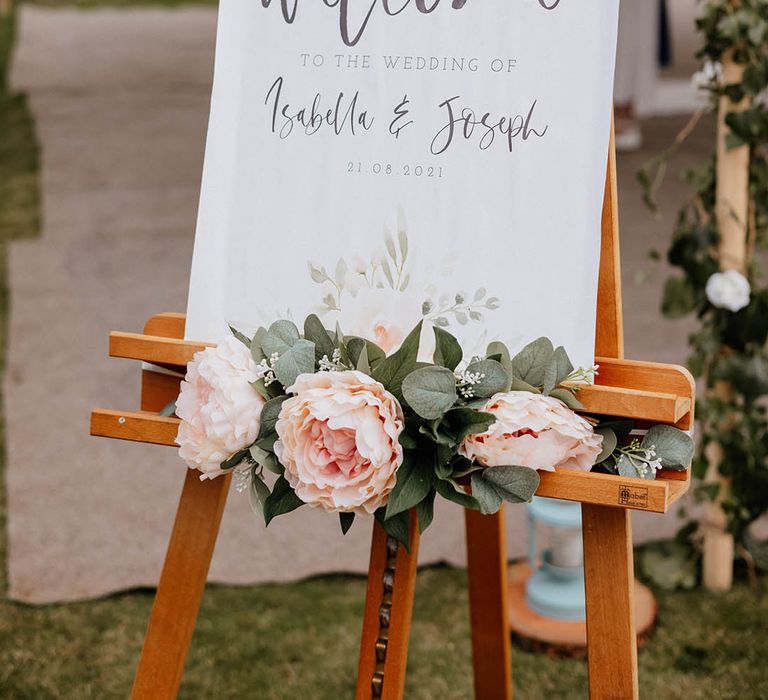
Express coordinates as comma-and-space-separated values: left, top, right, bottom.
525, 497, 586, 622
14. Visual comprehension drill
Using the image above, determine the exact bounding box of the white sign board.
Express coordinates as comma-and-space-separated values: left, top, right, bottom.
186, 0, 620, 368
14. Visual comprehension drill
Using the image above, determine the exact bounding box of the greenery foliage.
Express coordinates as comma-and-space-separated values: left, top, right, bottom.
640, 0, 768, 557
223, 316, 693, 548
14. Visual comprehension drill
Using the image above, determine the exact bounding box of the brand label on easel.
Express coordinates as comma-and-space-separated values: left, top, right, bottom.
186, 0, 620, 367
618, 485, 649, 509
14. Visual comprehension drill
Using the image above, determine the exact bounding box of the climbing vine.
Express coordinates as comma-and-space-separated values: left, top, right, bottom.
640, 0, 768, 570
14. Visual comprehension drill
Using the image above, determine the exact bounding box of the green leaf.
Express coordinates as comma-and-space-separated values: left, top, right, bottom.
385, 454, 432, 519
442, 408, 495, 443
402, 366, 458, 419
339, 512, 355, 535
595, 426, 618, 464
486, 340, 511, 364
375, 508, 411, 552
250, 327, 267, 362
229, 325, 251, 349
542, 346, 574, 394
356, 343, 370, 374
274, 339, 316, 388
249, 445, 283, 474
433, 326, 463, 370
220, 449, 248, 470
464, 359, 509, 399
469, 472, 503, 514
433, 477, 481, 510
549, 387, 584, 410
482, 466, 540, 504
257, 395, 289, 440
642, 425, 694, 471
303, 314, 336, 362
371, 321, 423, 401
248, 471, 272, 517
262, 320, 301, 357
416, 490, 436, 533
511, 337, 554, 387
263, 475, 304, 526
617, 454, 655, 480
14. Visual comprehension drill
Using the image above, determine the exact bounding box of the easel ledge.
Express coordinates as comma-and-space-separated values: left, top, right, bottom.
91, 313, 693, 516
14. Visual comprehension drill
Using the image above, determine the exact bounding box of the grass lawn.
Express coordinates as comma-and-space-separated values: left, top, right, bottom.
0, 3, 767, 698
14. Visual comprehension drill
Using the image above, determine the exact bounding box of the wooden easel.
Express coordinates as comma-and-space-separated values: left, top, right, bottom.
91, 126, 694, 699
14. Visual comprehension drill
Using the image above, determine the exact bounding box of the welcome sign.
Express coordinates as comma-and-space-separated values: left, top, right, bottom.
186, 0, 620, 369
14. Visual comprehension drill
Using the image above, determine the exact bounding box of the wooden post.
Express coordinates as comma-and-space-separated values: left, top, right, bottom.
355, 513, 420, 700
131, 470, 231, 699
465, 508, 513, 700
703, 50, 750, 593
582, 504, 639, 700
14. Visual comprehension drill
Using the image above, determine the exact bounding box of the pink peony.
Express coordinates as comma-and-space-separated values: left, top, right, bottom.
176, 335, 265, 480
274, 371, 404, 514
460, 391, 602, 472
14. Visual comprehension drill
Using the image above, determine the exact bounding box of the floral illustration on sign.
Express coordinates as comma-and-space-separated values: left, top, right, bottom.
307, 211, 502, 352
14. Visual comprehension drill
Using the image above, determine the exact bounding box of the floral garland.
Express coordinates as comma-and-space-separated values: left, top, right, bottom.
639, 0, 768, 563
173, 316, 692, 547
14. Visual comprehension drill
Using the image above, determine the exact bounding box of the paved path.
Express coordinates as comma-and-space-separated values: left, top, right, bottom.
7, 6, 699, 603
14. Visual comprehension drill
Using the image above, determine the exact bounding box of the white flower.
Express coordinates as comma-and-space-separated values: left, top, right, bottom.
705, 269, 751, 312
175, 335, 265, 480
692, 60, 722, 92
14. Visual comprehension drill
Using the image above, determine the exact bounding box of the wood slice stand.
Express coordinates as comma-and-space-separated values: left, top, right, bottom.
91, 128, 694, 699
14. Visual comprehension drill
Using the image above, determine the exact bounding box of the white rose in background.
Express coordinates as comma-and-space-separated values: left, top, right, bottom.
176, 335, 265, 480
460, 391, 603, 472
274, 371, 404, 514
692, 60, 722, 92
705, 269, 751, 312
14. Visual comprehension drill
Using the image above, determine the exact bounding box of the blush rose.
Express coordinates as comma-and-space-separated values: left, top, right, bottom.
274, 371, 404, 514
460, 391, 603, 472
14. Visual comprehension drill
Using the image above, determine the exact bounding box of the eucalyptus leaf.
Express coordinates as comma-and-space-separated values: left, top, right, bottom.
385, 455, 432, 519
262, 320, 301, 357
469, 472, 503, 514
417, 490, 436, 533
433, 326, 463, 370
433, 477, 481, 510
274, 339, 315, 388
595, 426, 618, 464
549, 387, 584, 410
511, 337, 554, 387
304, 314, 336, 362
402, 366, 458, 419
371, 321, 422, 401
220, 449, 248, 470
356, 343, 370, 374
263, 475, 304, 526
542, 346, 574, 394
617, 454, 655, 480
251, 327, 267, 362
482, 466, 540, 504
375, 508, 411, 552
229, 325, 251, 349
248, 471, 272, 517
464, 359, 509, 398
642, 425, 694, 470
442, 408, 496, 443
257, 395, 289, 440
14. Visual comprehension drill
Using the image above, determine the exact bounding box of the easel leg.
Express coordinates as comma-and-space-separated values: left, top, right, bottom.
131, 469, 231, 700
582, 504, 639, 700
465, 508, 513, 700
355, 513, 420, 700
